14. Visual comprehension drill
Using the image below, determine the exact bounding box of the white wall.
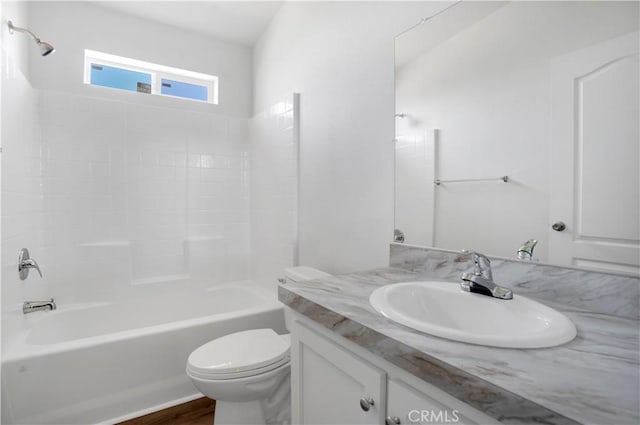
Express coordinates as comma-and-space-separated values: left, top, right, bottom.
28, 1, 252, 118
253, 1, 452, 274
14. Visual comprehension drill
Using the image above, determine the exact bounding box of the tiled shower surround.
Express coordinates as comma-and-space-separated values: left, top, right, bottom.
1, 58, 297, 329
1, 53, 43, 316
248, 96, 298, 281
38, 91, 250, 296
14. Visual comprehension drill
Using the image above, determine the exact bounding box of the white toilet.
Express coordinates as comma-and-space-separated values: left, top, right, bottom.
186, 266, 330, 425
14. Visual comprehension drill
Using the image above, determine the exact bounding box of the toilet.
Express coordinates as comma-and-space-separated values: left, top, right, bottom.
186, 266, 330, 425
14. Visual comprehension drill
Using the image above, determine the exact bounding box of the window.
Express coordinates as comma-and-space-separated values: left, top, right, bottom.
84, 49, 218, 104
90, 64, 152, 93
161, 79, 208, 102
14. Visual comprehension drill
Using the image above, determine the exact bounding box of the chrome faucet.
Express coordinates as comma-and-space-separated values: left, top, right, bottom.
23, 299, 56, 314
517, 239, 538, 260
460, 252, 513, 300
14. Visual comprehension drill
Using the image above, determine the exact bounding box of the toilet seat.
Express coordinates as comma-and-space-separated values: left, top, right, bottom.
187, 329, 290, 380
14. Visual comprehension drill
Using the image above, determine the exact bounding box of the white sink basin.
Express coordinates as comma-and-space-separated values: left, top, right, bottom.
369, 281, 577, 348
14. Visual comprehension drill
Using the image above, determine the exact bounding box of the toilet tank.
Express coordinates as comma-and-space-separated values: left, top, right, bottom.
284, 266, 331, 282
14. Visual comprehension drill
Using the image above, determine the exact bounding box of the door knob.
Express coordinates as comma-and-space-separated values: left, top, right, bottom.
552, 221, 566, 232
359, 397, 374, 412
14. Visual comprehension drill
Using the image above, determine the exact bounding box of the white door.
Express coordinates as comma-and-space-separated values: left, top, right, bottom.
550, 31, 639, 275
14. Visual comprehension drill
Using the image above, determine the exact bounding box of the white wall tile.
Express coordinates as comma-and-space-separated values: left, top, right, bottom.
248, 94, 298, 282
1, 56, 46, 346
4, 88, 252, 304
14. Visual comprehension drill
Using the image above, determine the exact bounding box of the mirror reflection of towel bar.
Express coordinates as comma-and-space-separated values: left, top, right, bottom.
434, 176, 508, 186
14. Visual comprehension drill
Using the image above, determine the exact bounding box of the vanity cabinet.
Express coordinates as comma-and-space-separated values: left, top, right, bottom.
289, 312, 499, 425
290, 318, 386, 424
387, 379, 479, 425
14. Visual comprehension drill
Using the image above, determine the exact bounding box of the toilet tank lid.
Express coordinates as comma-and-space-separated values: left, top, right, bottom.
284, 266, 331, 282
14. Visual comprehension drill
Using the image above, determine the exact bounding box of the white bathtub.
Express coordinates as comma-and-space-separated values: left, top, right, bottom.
1, 280, 286, 425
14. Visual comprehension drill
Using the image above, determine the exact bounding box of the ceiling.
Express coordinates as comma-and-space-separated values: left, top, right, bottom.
95, 1, 283, 47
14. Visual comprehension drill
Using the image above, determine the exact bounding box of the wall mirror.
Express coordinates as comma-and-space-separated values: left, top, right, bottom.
394, 1, 639, 275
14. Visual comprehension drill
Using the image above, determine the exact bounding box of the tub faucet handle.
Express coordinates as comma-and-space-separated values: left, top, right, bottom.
18, 248, 43, 280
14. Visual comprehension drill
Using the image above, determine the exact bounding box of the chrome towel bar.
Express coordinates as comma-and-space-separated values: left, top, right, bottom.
434, 176, 508, 186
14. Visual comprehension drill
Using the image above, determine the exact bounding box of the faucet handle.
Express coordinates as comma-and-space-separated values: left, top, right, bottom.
517, 239, 538, 260
472, 253, 490, 275
460, 250, 492, 279
25, 258, 43, 278
18, 248, 43, 280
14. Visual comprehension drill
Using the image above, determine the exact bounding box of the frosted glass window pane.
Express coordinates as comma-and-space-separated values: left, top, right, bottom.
161, 79, 208, 101
90, 63, 152, 93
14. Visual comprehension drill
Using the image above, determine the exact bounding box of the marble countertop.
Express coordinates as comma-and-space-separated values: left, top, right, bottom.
278, 249, 639, 425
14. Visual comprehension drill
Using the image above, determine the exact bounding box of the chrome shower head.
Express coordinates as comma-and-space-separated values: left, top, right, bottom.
7, 20, 55, 57
37, 40, 55, 57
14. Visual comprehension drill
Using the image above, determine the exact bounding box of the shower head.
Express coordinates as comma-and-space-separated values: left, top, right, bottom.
37, 40, 55, 57
7, 20, 55, 56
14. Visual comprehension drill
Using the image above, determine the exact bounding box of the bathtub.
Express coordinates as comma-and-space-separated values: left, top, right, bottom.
1, 280, 287, 425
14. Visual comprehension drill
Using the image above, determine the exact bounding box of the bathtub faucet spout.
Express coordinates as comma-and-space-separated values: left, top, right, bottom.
23, 299, 56, 314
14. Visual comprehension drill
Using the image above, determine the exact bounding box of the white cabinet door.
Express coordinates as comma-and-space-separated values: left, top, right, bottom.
291, 320, 386, 425
387, 379, 490, 425
550, 31, 639, 274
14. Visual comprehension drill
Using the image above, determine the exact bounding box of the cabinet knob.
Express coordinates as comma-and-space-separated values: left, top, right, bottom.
359, 397, 375, 412
386, 416, 401, 425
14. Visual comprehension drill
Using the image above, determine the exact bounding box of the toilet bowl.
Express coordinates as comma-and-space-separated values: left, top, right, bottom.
186, 267, 330, 424
187, 329, 291, 424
